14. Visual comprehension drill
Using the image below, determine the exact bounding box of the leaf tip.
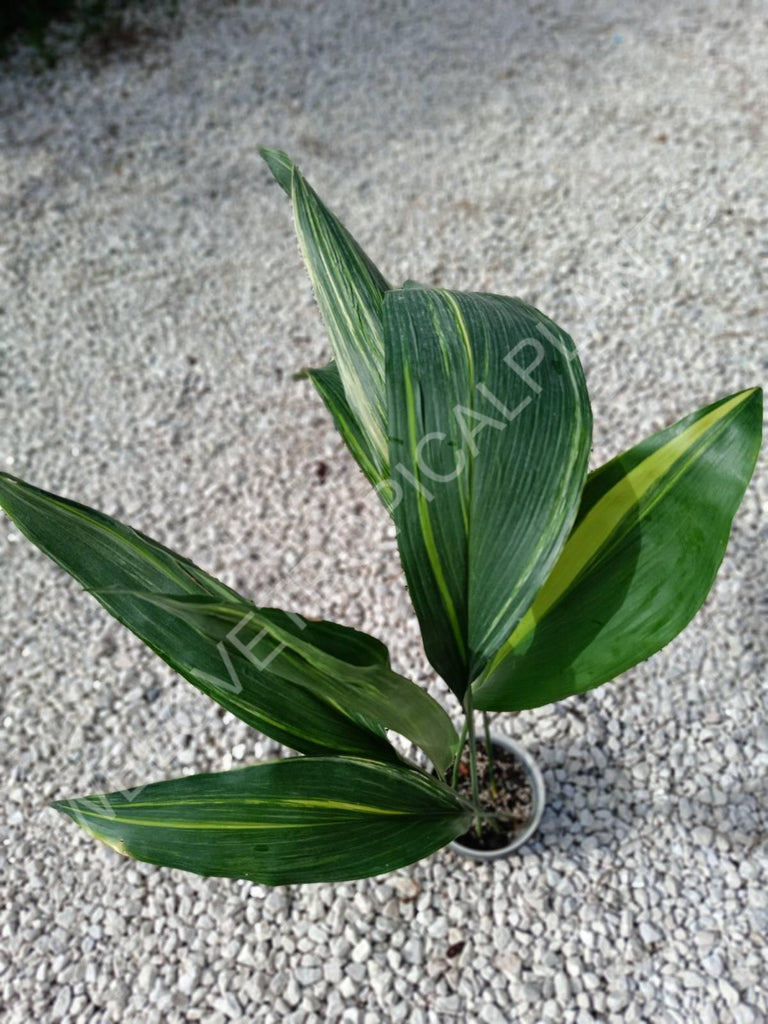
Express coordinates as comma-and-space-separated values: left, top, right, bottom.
260, 147, 296, 195
52, 799, 131, 856
746, 385, 763, 406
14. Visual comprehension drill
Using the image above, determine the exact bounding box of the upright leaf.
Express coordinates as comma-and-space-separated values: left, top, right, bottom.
54, 757, 471, 884
261, 147, 390, 483
474, 388, 763, 710
385, 288, 592, 698
0, 474, 399, 761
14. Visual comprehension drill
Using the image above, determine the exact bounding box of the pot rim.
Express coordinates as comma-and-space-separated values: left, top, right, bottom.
449, 732, 546, 862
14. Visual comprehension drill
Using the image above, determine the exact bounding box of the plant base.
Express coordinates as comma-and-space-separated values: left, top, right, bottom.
449, 734, 545, 862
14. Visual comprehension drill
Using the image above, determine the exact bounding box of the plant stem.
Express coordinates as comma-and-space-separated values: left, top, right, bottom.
463, 689, 482, 835
482, 711, 498, 799
450, 718, 470, 790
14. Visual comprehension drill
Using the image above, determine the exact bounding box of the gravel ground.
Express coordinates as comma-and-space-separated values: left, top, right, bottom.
1, 2, 766, 1022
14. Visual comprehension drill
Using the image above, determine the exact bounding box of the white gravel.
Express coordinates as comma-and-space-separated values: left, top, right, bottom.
1, 2, 766, 1022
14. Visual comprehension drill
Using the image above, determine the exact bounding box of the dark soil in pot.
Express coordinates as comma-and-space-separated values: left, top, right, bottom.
451, 740, 533, 851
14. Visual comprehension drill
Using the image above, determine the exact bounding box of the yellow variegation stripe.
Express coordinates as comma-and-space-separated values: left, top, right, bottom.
440, 289, 475, 372
440, 290, 473, 533
490, 388, 753, 667
403, 360, 467, 659
79, 818, 317, 830
94, 797, 409, 815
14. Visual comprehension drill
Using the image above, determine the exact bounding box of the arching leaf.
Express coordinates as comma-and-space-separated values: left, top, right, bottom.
0, 474, 400, 761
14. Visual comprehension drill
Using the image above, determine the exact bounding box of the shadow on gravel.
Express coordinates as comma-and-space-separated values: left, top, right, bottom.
537, 732, 767, 857
1, 0, 178, 67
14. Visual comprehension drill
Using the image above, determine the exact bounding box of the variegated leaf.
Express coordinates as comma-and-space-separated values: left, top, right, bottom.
54, 757, 471, 883
384, 287, 592, 698
474, 387, 763, 710
130, 593, 459, 773
0, 474, 402, 761
261, 147, 390, 484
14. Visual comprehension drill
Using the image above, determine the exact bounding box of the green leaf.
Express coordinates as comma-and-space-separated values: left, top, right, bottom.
305, 360, 384, 493
384, 287, 592, 698
53, 757, 471, 883
260, 146, 293, 193
0, 474, 400, 762
130, 593, 459, 773
260, 147, 390, 483
474, 387, 763, 711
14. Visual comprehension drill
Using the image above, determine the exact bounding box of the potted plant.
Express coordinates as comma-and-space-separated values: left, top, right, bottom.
447, 731, 546, 861
0, 150, 761, 883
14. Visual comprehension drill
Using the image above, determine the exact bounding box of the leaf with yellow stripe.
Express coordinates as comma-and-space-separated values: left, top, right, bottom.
0, 473, 402, 762
261, 147, 390, 485
384, 288, 592, 698
128, 593, 459, 773
473, 387, 763, 711
53, 757, 472, 883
